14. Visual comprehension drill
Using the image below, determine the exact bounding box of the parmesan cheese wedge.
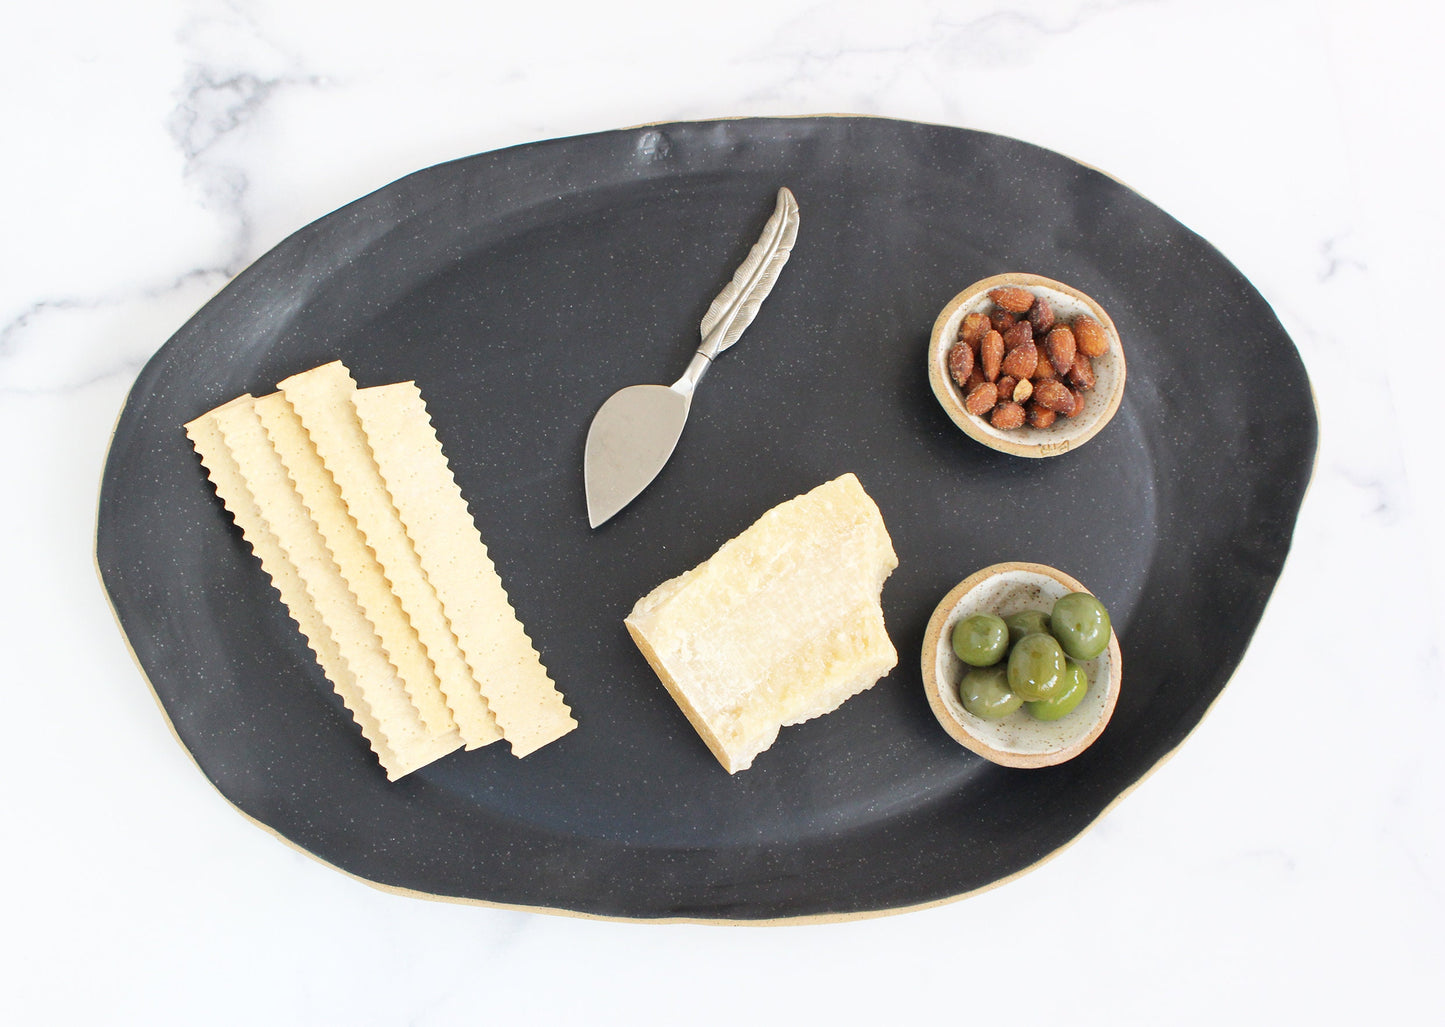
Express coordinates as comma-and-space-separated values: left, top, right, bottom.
625, 473, 899, 773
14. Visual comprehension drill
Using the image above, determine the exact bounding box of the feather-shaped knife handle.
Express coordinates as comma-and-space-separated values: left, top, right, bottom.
699, 187, 799, 356
672, 187, 798, 395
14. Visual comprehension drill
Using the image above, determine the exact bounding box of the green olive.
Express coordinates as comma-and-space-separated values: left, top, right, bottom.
958, 665, 1023, 720
1050, 592, 1112, 661
1026, 661, 1089, 721
1004, 609, 1052, 647
1007, 632, 1067, 702
951, 613, 1010, 667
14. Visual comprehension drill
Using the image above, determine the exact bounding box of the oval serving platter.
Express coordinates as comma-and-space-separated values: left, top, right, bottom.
97, 116, 1317, 922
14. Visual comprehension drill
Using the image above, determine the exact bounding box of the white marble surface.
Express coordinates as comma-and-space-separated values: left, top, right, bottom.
4, 0, 1442, 1022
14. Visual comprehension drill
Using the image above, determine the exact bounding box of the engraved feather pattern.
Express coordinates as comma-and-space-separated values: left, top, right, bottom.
698, 187, 799, 356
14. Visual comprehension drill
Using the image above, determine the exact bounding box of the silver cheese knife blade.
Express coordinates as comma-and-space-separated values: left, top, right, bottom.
583, 187, 800, 528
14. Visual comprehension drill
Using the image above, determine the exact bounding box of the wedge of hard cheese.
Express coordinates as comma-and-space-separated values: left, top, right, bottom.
625, 473, 898, 773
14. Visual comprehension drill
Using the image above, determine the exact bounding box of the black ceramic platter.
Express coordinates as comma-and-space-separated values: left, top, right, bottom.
97, 117, 1317, 921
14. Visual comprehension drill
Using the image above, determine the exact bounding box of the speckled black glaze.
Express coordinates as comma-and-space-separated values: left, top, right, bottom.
96, 117, 1317, 920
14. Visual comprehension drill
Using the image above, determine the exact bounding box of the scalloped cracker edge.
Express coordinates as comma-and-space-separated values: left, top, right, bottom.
352, 381, 576, 757
186, 395, 461, 780
277, 363, 502, 749
254, 391, 460, 740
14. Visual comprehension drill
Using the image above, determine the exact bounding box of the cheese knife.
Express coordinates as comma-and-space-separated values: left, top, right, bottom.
583, 186, 800, 528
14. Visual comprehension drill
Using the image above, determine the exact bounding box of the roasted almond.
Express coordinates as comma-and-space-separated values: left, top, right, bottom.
1034, 378, 1075, 413
1045, 325, 1076, 377
1026, 402, 1057, 428
964, 381, 998, 416
1013, 377, 1033, 404
1002, 320, 1034, 352
996, 375, 1018, 401
988, 286, 1036, 313
981, 330, 1004, 381
1000, 338, 1038, 380
948, 342, 974, 388
1066, 386, 1087, 418
1067, 352, 1096, 390
965, 365, 986, 391
1026, 295, 1055, 335
990, 400, 1026, 429
958, 311, 991, 348
989, 309, 1018, 333
1073, 314, 1109, 358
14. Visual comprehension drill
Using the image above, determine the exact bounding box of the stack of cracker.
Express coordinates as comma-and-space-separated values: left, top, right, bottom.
185, 361, 576, 780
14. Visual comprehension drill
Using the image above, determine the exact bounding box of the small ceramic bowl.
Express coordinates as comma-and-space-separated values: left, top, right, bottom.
927, 273, 1126, 458
921, 562, 1122, 768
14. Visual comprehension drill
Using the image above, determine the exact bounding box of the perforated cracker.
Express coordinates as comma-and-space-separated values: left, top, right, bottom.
352, 381, 576, 757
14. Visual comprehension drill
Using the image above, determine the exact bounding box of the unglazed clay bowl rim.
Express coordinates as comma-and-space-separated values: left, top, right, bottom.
927, 273, 1126, 458
921, 562, 1122, 768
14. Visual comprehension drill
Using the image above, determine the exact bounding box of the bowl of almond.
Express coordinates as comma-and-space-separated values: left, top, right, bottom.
927, 273, 1125, 458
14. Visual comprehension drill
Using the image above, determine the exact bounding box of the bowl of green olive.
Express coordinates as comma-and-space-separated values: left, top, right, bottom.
921, 562, 1122, 768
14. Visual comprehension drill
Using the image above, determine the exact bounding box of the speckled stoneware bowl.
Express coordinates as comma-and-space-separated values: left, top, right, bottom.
922, 562, 1122, 768
927, 273, 1126, 458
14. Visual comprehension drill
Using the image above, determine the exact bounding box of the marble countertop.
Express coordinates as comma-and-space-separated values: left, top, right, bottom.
4, 1, 1441, 1023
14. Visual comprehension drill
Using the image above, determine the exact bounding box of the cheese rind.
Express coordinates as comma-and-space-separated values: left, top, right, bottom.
625, 473, 899, 773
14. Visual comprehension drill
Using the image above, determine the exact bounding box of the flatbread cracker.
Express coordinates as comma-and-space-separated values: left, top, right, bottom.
277, 362, 502, 749
185, 399, 409, 776
194, 394, 461, 778
185, 399, 453, 779
352, 381, 576, 757
253, 390, 459, 740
